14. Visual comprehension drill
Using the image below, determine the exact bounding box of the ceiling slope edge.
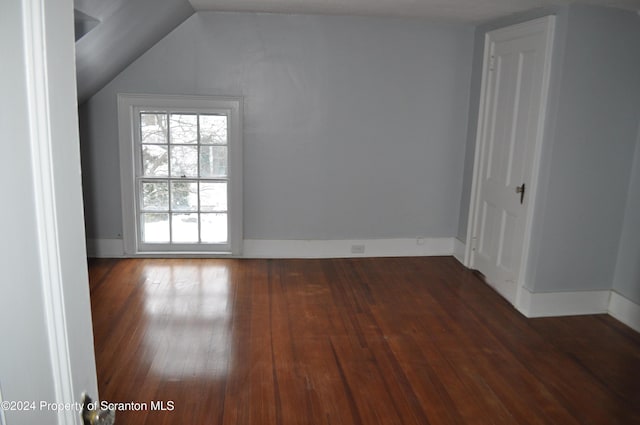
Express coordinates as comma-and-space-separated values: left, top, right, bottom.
76, 0, 194, 104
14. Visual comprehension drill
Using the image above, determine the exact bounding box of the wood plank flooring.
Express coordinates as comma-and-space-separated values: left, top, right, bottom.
88, 257, 640, 424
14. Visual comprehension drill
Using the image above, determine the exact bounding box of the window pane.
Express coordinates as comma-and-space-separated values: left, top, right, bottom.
170, 181, 197, 211
140, 113, 167, 144
200, 114, 227, 144
199, 146, 227, 178
172, 213, 199, 242
200, 182, 227, 212
170, 113, 197, 144
170, 146, 198, 177
142, 182, 168, 211
201, 213, 227, 243
142, 145, 168, 177
142, 213, 169, 243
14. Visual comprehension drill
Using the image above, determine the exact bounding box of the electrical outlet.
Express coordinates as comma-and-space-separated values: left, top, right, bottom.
350, 244, 365, 254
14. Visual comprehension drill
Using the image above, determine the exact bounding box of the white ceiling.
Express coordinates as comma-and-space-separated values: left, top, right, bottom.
189, 0, 640, 22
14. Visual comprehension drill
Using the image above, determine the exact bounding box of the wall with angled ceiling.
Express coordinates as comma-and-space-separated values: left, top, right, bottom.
79, 12, 474, 246
74, 0, 194, 103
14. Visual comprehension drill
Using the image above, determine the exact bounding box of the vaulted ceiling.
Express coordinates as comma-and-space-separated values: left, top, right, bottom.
74, 0, 640, 103
74, 0, 194, 103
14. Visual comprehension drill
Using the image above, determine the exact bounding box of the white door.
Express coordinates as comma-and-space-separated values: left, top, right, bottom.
0, 1, 98, 424
468, 17, 555, 304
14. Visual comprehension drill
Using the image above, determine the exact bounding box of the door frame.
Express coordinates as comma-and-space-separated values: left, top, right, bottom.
22, 0, 98, 423
463, 16, 556, 309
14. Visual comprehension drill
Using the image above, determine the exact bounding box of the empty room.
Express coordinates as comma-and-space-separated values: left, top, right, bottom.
2, 0, 640, 424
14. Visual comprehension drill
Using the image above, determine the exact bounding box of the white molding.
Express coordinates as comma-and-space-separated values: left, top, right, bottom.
0, 381, 6, 425
85, 238, 640, 332
86, 239, 125, 258
465, 16, 556, 299
514, 15, 556, 310
242, 238, 454, 258
453, 238, 466, 264
463, 30, 491, 266
22, 0, 76, 423
517, 288, 640, 332
88, 237, 455, 258
516, 287, 610, 318
608, 291, 640, 333
117, 94, 137, 256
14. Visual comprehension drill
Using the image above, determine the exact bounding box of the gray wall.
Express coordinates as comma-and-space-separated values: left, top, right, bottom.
80, 12, 474, 241
613, 129, 640, 304
526, 5, 640, 293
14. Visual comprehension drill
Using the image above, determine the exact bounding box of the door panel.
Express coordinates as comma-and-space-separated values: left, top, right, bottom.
471, 17, 555, 304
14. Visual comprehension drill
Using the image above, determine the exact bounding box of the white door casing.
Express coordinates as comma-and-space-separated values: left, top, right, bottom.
466, 17, 556, 306
0, 0, 98, 424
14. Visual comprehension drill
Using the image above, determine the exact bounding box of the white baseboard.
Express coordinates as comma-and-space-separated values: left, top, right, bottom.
516, 287, 611, 318
86, 237, 454, 259
242, 237, 454, 258
453, 238, 466, 264
86, 238, 125, 258
517, 287, 640, 332
608, 291, 640, 333
83, 238, 640, 333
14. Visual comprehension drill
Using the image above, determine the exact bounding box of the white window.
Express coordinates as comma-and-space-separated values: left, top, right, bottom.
118, 94, 242, 255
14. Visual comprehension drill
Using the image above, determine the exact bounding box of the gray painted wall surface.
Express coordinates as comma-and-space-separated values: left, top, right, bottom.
613, 130, 640, 304
80, 12, 474, 241
526, 5, 640, 292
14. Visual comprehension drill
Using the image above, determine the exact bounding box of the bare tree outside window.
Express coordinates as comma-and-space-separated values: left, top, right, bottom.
138, 111, 229, 244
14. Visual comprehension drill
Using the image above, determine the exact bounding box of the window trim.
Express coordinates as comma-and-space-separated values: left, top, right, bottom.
118, 93, 243, 256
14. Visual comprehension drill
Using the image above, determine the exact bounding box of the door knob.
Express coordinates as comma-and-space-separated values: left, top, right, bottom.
82, 394, 115, 425
515, 183, 525, 204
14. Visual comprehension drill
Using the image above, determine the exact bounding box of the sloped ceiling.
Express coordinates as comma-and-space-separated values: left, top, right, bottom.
74, 0, 194, 103
75, 0, 640, 103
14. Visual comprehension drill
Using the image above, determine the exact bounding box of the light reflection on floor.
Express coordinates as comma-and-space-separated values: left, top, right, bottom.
141, 261, 232, 380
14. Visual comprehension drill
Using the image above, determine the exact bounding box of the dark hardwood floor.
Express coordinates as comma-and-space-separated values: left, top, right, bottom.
88, 257, 640, 424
